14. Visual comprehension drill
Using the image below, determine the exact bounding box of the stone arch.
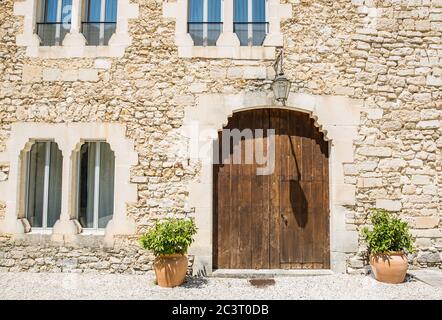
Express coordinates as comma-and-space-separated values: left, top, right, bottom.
181, 91, 363, 274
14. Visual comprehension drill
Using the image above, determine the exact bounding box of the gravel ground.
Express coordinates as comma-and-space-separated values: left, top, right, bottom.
0, 272, 441, 300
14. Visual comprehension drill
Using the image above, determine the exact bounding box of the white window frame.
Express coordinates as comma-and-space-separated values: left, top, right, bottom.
14, 0, 139, 58
163, 0, 292, 60
24, 141, 53, 230
77, 140, 113, 231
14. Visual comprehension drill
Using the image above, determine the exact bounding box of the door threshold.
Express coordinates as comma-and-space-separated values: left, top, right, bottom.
211, 269, 334, 278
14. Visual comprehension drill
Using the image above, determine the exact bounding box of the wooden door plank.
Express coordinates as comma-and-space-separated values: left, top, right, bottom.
279, 109, 291, 264
238, 111, 252, 269
301, 117, 314, 267
312, 127, 325, 266
269, 109, 281, 268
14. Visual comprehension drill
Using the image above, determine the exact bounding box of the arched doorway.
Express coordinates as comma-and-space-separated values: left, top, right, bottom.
213, 108, 330, 269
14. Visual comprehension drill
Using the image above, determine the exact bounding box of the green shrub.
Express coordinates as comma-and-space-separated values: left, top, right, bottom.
139, 218, 197, 257
361, 209, 414, 254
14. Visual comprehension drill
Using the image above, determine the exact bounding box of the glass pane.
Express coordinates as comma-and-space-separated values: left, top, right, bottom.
82, 22, 100, 45
188, 23, 204, 46
234, 0, 249, 45
252, 23, 266, 45
234, 23, 248, 46
252, 0, 265, 22
105, 0, 117, 22
61, 0, 73, 23
103, 22, 116, 45
207, 23, 222, 46
26, 142, 46, 228
252, 0, 266, 45
98, 142, 115, 228
87, 0, 102, 21
47, 142, 63, 228
45, 0, 59, 22
208, 0, 221, 22
234, 0, 248, 22
78, 142, 96, 228
188, 0, 203, 22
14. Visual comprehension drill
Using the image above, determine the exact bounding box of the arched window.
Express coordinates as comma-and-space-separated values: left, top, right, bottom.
82, 0, 118, 46
36, 0, 72, 46
188, 0, 222, 46
77, 141, 115, 229
25, 141, 63, 228
234, 0, 267, 46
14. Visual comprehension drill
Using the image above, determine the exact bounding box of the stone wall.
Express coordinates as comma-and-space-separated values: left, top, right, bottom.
0, 0, 441, 273
0, 235, 153, 273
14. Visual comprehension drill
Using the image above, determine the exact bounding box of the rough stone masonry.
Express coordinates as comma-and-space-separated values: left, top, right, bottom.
0, 0, 441, 274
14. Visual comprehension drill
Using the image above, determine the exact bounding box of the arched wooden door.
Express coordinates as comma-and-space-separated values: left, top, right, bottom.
213, 109, 330, 269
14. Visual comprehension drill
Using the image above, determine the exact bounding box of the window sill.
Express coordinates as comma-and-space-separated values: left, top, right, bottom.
81, 229, 106, 236
27, 228, 53, 235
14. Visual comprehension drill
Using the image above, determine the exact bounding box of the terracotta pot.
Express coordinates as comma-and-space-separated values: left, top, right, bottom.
154, 254, 188, 288
369, 252, 408, 284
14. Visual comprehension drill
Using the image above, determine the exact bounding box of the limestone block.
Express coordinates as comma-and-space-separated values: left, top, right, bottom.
411, 175, 431, 185
78, 69, 99, 82
415, 20, 431, 31
415, 238, 432, 250
358, 147, 392, 157
417, 252, 441, 263
227, 67, 243, 79
414, 217, 440, 229
22, 65, 42, 83
431, 22, 442, 31
343, 164, 359, 175
375, 199, 402, 212
42, 68, 61, 82
358, 178, 383, 188
365, 108, 383, 120
243, 67, 267, 80
94, 59, 112, 70
426, 75, 442, 86
189, 82, 207, 93
417, 120, 440, 129
378, 158, 406, 170
62, 70, 78, 82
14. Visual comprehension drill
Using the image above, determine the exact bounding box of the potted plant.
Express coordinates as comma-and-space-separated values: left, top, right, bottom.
361, 209, 414, 284
140, 218, 197, 288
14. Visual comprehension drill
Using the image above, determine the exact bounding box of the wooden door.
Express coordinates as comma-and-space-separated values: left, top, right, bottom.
213, 109, 330, 269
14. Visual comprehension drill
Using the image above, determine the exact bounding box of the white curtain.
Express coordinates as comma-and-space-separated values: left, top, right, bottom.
78, 142, 114, 229
26, 142, 62, 228
47, 142, 63, 228
26, 143, 46, 227
98, 143, 115, 228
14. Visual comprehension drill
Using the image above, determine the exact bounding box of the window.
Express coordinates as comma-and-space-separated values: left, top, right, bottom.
188, 0, 222, 46
36, 0, 72, 46
77, 142, 115, 229
82, 0, 118, 46
234, 0, 268, 46
25, 141, 63, 228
